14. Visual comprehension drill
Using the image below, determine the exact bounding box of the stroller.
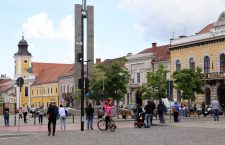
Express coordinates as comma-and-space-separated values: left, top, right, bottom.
134, 112, 146, 128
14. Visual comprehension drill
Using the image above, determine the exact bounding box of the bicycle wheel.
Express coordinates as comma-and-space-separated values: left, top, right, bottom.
109, 120, 116, 132
97, 119, 106, 131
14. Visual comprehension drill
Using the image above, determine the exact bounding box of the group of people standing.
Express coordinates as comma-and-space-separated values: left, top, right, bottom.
135, 99, 168, 128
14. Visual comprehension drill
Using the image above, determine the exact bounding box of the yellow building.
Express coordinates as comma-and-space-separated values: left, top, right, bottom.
14, 36, 73, 108
169, 12, 225, 106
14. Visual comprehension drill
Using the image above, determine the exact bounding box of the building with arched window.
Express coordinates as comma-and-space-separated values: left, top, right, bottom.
169, 12, 225, 106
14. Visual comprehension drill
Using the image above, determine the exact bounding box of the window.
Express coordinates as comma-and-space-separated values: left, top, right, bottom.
24, 60, 27, 63
48, 88, 49, 94
25, 87, 28, 96
56, 88, 58, 93
204, 56, 210, 73
137, 73, 140, 84
220, 54, 225, 72
176, 60, 181, 71
189, 58, 195, 70
67, 85, 69, 93
37, 89, 38, 95
51, 88, 53, 94
32, 89, 33, 95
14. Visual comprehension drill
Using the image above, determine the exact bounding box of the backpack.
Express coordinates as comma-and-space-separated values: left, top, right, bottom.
64, 108, 68, 116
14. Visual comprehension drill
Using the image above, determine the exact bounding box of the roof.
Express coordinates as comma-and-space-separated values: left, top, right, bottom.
14, 36, 31, 56
0, 79, 14, 93
32, 62, 74, 85
196, 23, 214, 34
138, 45, 170, 62
99, 57, 125, 66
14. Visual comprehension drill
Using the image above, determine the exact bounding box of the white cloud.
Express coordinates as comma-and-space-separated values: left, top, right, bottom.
119, 0, 225, 43
22, 12, 73, 42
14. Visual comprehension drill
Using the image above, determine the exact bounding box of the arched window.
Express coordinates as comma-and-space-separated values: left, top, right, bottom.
189, 58, 195, 70
220, 54, 225, 72
204, 56, 210, 73
176, 60, 181, 71
25, 87, 28, 96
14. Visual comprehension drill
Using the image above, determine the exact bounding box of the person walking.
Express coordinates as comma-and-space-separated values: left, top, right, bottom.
211, 98, 220, 121
3, 105, 9, 126
150, 99, 156, 124
144, 101, 153, 128
58, 104, 67, 131
201, 102, 206, 117
22, 105, 28, 123
157, 100, 166, 123
38, 106, 44, 125
85, 103, 94, 130
172, 102, 180, 122
47, 103, 59, 136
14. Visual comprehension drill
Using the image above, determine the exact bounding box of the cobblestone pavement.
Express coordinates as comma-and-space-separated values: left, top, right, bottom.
0, 117, 225, 145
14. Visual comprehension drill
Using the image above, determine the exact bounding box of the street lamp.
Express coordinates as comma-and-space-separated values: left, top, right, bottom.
84, 59, 91, 105
80, 0, 87, 131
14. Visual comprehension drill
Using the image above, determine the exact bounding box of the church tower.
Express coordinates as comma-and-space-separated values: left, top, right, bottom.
14, 36, 35, 108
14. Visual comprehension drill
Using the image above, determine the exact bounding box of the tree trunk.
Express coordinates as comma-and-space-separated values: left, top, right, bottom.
116, 100, 119, 119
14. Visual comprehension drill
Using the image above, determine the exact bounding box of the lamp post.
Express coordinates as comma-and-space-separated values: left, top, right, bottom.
80, 0, 87, 131
84, 59, 91, 105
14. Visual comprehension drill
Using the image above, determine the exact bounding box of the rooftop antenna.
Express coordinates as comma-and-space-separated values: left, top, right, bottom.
184, 26, 187, 36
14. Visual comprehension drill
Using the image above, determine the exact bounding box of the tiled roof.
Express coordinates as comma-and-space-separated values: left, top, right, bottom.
32, 62, 74, 85
0, 79, 14, 92
100, 57, 125, 66
196, 23, 215, 34
138, 45, 170, 62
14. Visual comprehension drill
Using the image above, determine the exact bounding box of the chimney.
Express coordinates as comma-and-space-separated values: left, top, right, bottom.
96, 58, 101, 64
152, 42, 157, 48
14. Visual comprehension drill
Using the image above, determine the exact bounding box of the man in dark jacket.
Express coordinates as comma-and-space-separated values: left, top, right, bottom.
144, 101, 153, 128
150, 99, 156, 124
3, 105, 9, 126
47, 103, 58, 136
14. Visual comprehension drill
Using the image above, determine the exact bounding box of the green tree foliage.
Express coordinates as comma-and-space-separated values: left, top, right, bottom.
141, 64, 169, 100
90, 57, 129, 103
173, 67, 205, 101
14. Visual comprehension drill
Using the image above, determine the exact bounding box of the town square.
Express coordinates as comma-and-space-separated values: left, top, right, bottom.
1, 0, 225, 145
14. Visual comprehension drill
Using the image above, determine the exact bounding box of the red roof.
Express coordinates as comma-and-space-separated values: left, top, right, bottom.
197, 23, 214, 34
138, 45, 170, 62
32, 62, 74, 85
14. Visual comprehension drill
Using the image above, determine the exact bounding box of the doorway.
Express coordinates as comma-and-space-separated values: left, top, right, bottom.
218, 83, 225, 106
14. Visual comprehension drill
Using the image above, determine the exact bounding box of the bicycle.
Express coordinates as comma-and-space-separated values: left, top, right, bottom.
97, 116, 116, 132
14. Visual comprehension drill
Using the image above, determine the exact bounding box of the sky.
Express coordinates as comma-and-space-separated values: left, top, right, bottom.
1, 0, 225, 78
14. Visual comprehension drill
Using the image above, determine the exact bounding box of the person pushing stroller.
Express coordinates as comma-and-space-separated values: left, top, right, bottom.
134, 104, 145, 128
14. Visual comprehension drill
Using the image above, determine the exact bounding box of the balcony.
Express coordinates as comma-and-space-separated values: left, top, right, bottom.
205, 72, 225, 80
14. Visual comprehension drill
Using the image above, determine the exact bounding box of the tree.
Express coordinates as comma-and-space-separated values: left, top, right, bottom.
173, 67, 205, 101
141, 64, 169, 100
90, 57, 129, 118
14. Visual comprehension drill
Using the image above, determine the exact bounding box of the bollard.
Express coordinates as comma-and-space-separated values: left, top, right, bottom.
34, 111, 36, 125
14, 115, 16, 126
73, 114, 75, 123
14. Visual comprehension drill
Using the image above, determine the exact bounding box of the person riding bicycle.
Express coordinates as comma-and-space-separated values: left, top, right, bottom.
103, 101, 114, 130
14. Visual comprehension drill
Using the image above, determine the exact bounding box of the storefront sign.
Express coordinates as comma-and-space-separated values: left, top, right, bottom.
206, 72, 225, 79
